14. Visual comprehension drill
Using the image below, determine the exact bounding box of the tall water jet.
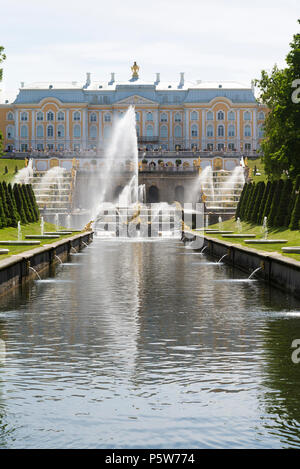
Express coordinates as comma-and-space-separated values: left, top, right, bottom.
17, 221, 22, 241
92, 106, 138, 217
13, 159, 33, 184
40, 216, 44, 236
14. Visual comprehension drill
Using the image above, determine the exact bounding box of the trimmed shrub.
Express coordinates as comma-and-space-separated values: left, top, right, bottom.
250, 181, 266, 224
262, 180, 278, 222
13, 184, 27, 224
268, 179, 284, 227
274, 179, 293, 227
289, 192, 300, 231
257, 181, 271, 225
285, 175, 300, 227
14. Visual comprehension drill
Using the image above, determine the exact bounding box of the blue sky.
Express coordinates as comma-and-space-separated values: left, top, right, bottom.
0, 0, 299, 101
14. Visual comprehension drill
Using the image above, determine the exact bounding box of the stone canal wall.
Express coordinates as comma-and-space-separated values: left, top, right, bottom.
183, 232, 300, 299
0, 231, 93, 297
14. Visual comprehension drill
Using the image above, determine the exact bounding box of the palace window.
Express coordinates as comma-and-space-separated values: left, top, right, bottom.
258, 111, 265, 120
244, 125, 251, 137
136, 126, 140, 137
244, 111, 251, 120
217, 111, 224, 121
245, 143, 251, 151
20, 125, 28, 138
217, 125, 224, 137
73, 111, 81, 121
258, 126, 265, 138
103, 126, 111, 139
37, 143, 44, 151
47, 125, 54, 138
104, 113, 111, 122
57, 144, 64, 151
191, 125, 198, 137
21, 112, 28, 121
57, 125, 65, 138
228, 143, 235, 151
7, 112, 14, 121
146, 112, 153, 122
21, 144, 28, 152
160, 113, 168, 122
174, 125, 182, 138
228, 125, 235, 137
135, 112, 140, 122
206, 111, 213, 121
57, 111, 65, 121
6, 126, 14, 138
160, 125, 168, 138
218, 143, 224, 151
90, 113, 97, 122
174, 113, 182, 122
228, 111, 235, 121
73, 124, 81, 138
89, 125, 97, 139
47, 111, 54, 121
207, 143, 213, 151
36, 111, 44, 121
146, 125, 153, 137
207, 125, 214, 137
36, 125, 44, 138
191, 111, 198, 121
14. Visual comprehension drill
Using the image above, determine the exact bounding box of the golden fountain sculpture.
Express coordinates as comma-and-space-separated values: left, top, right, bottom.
131, 61, 139, 79
84, 220, 94, 232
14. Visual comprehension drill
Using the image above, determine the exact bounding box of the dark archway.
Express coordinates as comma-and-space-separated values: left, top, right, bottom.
148, 185, 159, 203
175, 186, 185, 205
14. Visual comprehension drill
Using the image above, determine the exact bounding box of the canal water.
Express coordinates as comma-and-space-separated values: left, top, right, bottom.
0, 239, 300, 449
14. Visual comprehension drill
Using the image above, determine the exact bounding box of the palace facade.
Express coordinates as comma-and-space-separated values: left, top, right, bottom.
0, 64, 267, 154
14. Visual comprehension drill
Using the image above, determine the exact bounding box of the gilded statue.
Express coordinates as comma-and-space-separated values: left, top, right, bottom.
131, 61, 139, 79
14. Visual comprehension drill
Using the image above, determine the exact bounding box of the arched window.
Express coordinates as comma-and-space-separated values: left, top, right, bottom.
160, 125, 168, 138
7, 112, 14, 121
21, 112, 28, 121
191, 111, 198, 121
160, 113, 168, 122
36, 125, 44, 138
146, 112, 153, 122
191, 125, 198, 137
90, 113, 97, 122
217, 110, 224, 121
6, 126, 14, 138
218, 125, 224, 137
258, 111, 265, 120
258, 126, 264, 139
228, 125, 235, 137
146, 125, 153, 137
47, 125, 54, 138
57, 111, 65, 121
73, 111, 81, 121
207, 125, 214, 137
20, 125, 28, 138
73, 124, 81, 138
174, 113, 181, 122
206, 111, 213, 121
136, 126, 140, 137
47, 111, 54, 121
135, 112, 140, 122
57, 125, 64, 138
89, 125, 97, 139
244, 111, 251, 120
36, 111, 43, 121
174, 125, 182, 138
104, 113, 111, 122
244, 125, 251, 137
228, 111, 235, 121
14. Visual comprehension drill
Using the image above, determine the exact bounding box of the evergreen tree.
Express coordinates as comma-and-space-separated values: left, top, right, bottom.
0, 181, 11, 226
0, 196, 6, 228
239, 183, 252, 220
289, 192, 300, 230
257, 181, 271, 225
251, 181, 266, 224
262, 180, 278, 222
275, 179, 293, 227
247, 183, 260, 222
235, 183, 246, 220
13, 184, 27, 224
268, 179, 284, 226
3, 182, 18, 227
20, 184, 33, 223
285, 175, 300, 226
26, 184, 39, 221
244, 183, 256, 221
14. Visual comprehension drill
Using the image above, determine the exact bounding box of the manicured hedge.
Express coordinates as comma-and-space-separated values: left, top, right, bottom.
0, 182, 39, 228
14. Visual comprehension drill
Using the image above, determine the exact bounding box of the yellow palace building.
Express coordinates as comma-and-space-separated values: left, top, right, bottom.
0, 63, 267, 155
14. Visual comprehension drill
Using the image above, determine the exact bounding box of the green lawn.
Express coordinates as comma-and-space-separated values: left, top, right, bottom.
203, 217, 300, 262
0, 158, 25, 183
0, 221, 81, 260
247, 157, 267, 183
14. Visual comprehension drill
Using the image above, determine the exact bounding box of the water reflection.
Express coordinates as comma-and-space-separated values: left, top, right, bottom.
0, 240, 299, 448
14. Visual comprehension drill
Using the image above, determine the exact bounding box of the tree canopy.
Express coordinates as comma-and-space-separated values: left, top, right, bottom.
255, 20, 300, 180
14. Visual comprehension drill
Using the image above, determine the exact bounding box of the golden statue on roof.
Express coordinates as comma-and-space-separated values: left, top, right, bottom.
131, 61, 139, 79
